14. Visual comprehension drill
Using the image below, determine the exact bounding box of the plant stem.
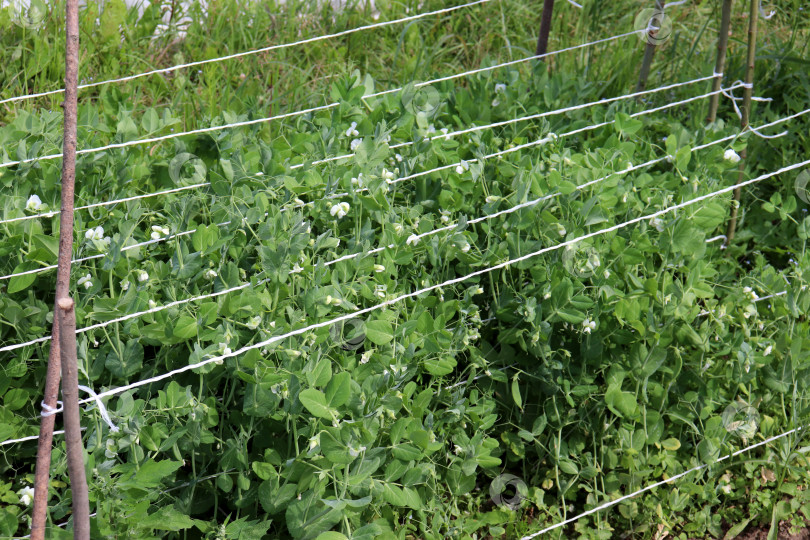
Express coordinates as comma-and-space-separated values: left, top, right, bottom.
58, 298, 90, 540
706, 0, 734, 124
724, 0, 759, 249
535, 0, 555, 58
30, 0, 80, 535
635, 0, 664, 94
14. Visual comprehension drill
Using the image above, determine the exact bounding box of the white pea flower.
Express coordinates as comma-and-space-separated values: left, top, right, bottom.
582, 318, 597, 334
491, 98, 501, 107
455, 160, 470, 175
350, 138, 362, 151
664, 294, 672, 305
406, 234, 420, 246
373, 264, 385, 273
204, 269, 217, 280
120, 279, 130, 292
453, 445, 463, 455
440, 127, 449, 137
475, 287, 484, 295
563, 157, 573, 166
395, 153, 403, 162
495, 83, 507, 94
77, 274, 93, 290
330, 202, 350, 218
556, 224, 567, 237
308, 435, 320, 450
345, 121, 359, 138
543, 292, 552, 300
92, 226, 105, 240
461, 242, 471, 253
246, 315, 262, 330
294, 197, 305, 206
136, 270, 149, 282
325, 295, 333, 305
351, 173, 364, 187
17, 486, 34, 506
291, 263, 303, 274
763, 345, 772, 356
440, 210, 451, 223
148, 299, 157, 309
393, 223, 404, 234
650, 217, 665, 232
724, 149, 741, 163
150, 225, 170, 240
375, 284, 387, 299
485, 195, 500, 204
360, 349, 373, 364
26, 195, 44, 212
381, 168, 396, 181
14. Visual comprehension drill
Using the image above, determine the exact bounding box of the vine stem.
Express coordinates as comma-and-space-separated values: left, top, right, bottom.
29, 0, 81, 536
724, 0, 759, 249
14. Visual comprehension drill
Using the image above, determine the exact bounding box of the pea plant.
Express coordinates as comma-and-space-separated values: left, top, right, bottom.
1, 55, 810, 539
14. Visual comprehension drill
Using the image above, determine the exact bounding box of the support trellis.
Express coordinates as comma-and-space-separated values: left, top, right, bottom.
29, 0, 89, 536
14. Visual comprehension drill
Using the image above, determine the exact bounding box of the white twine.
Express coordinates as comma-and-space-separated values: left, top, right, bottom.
40, 400, 64, 417
78, 385, 119, 432
759, 0, 776, 19
0, 0, 492, 107
720, 81, 773, 121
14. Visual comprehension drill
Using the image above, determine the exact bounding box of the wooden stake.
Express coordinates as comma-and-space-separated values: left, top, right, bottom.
707, 0, 734, 124
29, 0, 81, 536
635, 0, 665, 94
57, 298, 90, 540
535, 0, 555, 58
723, 0, 758, 249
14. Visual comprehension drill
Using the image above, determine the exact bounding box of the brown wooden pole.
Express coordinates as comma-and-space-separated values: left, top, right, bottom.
635, 0, 665, 94
29, 0, 81, 535
723, 0, 758, 249
57, 298, 90, 540
535, 0, 556, 58
706, 0, 734, 123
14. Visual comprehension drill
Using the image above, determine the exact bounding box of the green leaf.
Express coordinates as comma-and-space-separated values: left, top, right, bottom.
298, 388, 334, 420
661, 438, 681, 451
7, 264, 37, 294
605, 386, 638, 418
365, 319, 394, 345
133, 460, 183, 489
172, 316, 198, 340
140, 506, 194, 531
316, 533, 349, 540
325, 372, 351, 408
307, 357, 332, 388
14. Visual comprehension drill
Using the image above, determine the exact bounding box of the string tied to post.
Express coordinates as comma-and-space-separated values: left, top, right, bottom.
40, 400, 64, 417
78, 385, 119, 432
720, 81, 773, 120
